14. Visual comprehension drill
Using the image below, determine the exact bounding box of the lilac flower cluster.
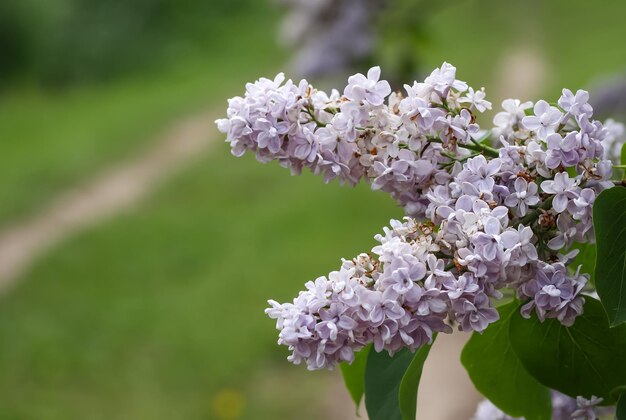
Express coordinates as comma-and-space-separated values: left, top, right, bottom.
217, 63, 493, 215
473, 391, 610, 420
217, 63, 623, 369
266, 218, 492, 369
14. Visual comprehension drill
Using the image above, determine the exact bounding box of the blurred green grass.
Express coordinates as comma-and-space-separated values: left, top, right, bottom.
418, 0, 626, 98
0, 147, 401, 419
0, 13, 282, 227
3, 0, 626, 419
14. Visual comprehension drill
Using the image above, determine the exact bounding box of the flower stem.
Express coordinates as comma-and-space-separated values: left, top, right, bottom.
461, 142, 499, 157
515, 195, 554, 227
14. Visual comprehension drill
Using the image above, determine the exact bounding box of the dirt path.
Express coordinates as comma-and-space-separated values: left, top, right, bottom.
0, 109, 218, 293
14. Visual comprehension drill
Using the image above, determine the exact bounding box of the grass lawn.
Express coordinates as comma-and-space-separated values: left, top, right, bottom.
418, 0, 626, 100
0, 12, 283, 228
0, 146, 401, 419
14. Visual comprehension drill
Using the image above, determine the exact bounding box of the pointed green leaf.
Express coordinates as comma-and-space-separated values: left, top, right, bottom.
461, 302, 551, 420
509, 297, 626, 404
340, 345, 370, 413
365, 348, 414, 420
365, 338, 436, 420
593, 186, 626, 326
398, 336, 436, 420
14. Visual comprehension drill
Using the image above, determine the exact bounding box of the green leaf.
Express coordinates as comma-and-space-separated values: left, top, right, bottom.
593, 186, 626, 326
618, 393, 626, 420
340, 345, 370, 413
509, 297, 626, 404
398, 337, 436, 420
365, 338, 436, 420
461, 302, 551, 420
365, 348, 414, 420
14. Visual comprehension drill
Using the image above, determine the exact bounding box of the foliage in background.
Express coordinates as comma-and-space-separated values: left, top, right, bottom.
0, 0, 273, 86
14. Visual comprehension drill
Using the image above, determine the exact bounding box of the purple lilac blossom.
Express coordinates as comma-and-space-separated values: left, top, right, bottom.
217, 63, 618, 369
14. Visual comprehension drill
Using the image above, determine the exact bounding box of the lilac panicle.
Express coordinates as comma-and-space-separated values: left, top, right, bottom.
218, 63, 618, 369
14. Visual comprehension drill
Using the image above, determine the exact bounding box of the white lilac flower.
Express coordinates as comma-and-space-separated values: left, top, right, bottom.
568, 188, 595, 221
449, 108, 481, 143
522, 100, 564, 140
460, 87, 492, 112
503, 225, 538, 266
344, 66, 391, 106
472, 399, 515, 420
493, 98, 533, 136
558, 88, 593, 118
424, 62, 468, 98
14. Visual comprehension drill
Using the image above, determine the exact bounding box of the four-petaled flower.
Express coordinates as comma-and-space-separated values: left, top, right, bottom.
522, 100, 563, 140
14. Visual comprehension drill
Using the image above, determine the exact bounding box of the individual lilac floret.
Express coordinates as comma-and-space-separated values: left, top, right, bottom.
459, 87, 492, 112
343, 66, 391, 106
522, 100, 563, 140
540, 172, 579, 213
545, 132, 580, 169
547, 214, 580, 251
558, 88, 593, 118
424, 61, 468, 98
504, 178, 540, 216
493, 98, 533, 136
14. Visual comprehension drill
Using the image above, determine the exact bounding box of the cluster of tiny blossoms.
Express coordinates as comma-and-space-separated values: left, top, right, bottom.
216, 63, 623, 370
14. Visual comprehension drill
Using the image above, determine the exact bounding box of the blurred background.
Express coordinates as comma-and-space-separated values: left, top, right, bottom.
1, 0, 626, 418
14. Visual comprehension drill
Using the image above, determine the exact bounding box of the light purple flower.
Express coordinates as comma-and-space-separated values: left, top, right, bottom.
454, 292, 499, 332
522, 100, 563, 140
558, 88, 593, 118
443, 272, 480, 300
520, 263, 586, 326
424, 62, 468, 97
493, 98, 533, 134
460, 87, 492, 112
504, 178, 540, 216
343, 66, 391, 106
540, 172, 579, 213
547, 214, 579, 250
545, 132, 580, 168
